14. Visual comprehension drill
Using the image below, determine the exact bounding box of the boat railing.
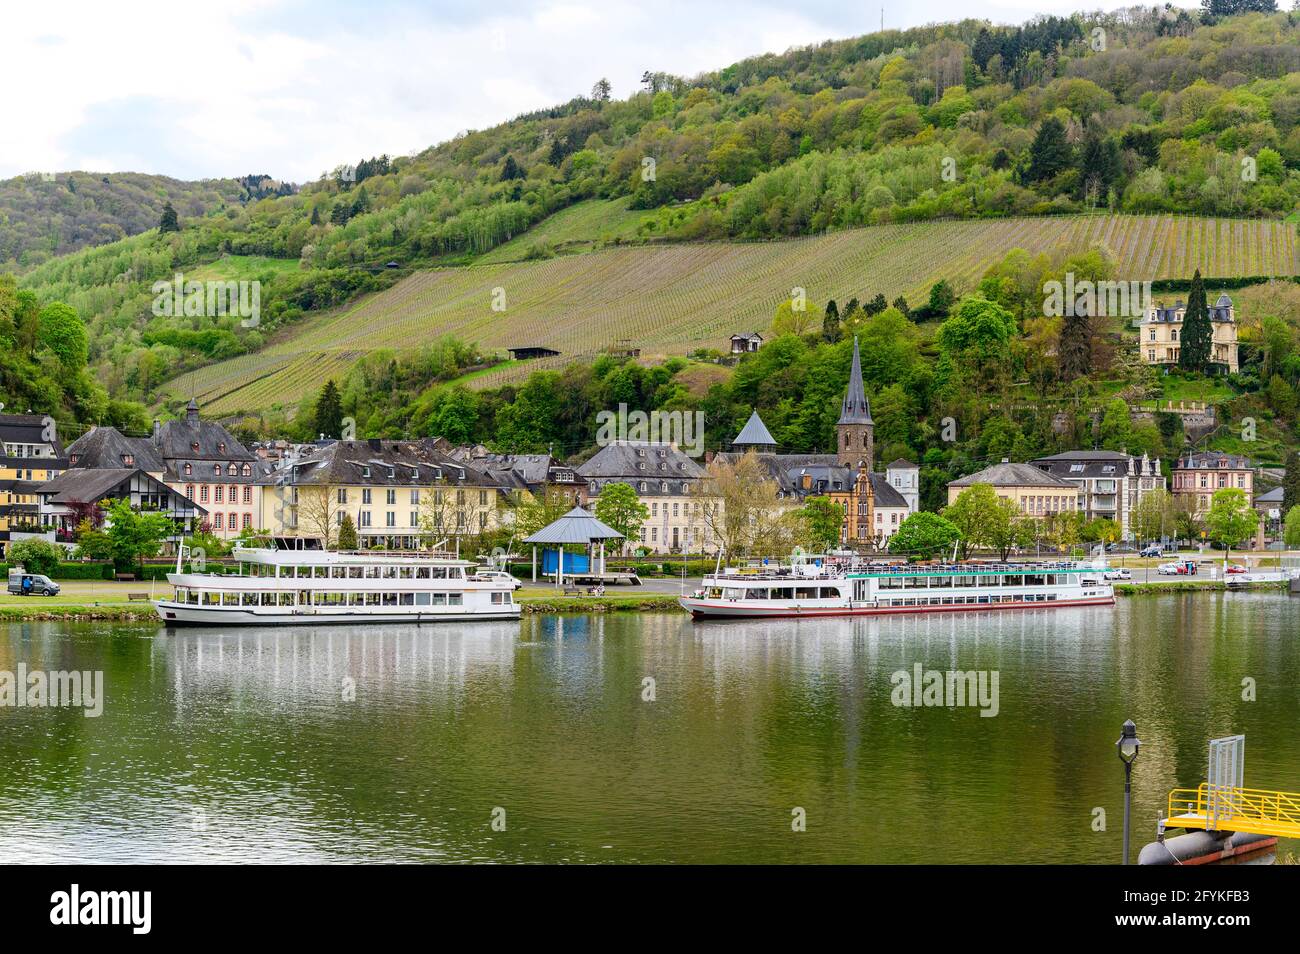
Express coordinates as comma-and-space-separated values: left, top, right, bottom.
703, 559, 1097, 581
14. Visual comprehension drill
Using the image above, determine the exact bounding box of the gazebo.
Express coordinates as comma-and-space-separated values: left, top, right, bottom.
522, 506, 624, 586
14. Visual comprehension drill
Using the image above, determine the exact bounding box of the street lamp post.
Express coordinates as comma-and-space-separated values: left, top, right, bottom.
1116, 719, 1142, 865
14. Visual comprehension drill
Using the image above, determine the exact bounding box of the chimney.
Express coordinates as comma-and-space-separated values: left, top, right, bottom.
152, 419, 161, 443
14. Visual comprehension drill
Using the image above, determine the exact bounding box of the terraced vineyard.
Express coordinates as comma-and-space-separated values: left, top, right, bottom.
475, 197, 648, 264
163, 213, 1300, 416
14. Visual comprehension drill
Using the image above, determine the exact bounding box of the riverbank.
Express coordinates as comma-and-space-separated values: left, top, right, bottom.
1114, 579, 1289, 595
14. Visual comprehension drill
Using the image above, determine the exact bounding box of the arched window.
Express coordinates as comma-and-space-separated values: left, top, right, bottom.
228, 463, 237, 476
184, 463, 192, 476
241, 464, 251, 477
213, 465, 221, 477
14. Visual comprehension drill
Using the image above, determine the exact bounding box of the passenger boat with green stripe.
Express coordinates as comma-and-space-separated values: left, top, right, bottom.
679, 558, 1114, 619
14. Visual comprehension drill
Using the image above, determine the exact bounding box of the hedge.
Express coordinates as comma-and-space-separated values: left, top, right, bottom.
1, 562, 235, 581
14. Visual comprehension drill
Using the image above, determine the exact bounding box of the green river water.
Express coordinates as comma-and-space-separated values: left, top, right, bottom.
1, 592, 1298, 863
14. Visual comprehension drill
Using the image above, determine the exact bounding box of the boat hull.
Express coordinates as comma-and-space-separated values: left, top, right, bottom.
154, 600, 522, 626
678, 594, 1115, 619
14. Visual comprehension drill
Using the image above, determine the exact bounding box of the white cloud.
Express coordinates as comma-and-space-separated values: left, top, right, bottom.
0, 0, 1197, 182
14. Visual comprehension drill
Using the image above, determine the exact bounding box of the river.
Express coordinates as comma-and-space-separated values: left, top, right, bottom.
2, 592, 1298, 863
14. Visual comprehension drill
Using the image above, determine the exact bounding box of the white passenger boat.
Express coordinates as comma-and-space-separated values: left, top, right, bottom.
154, 543, 521, 626
679, 557, 1114, 619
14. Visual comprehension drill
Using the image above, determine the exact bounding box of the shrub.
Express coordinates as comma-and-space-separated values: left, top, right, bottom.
6, 539, 62, 576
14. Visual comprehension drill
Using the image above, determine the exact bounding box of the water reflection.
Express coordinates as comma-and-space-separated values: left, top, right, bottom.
0, 595, 1297, 863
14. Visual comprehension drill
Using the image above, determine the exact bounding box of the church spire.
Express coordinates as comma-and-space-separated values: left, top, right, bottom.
836, 337, 874, 469
838, 337, 873, 425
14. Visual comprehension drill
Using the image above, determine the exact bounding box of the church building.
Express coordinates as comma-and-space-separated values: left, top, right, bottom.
719, 337, 916, 549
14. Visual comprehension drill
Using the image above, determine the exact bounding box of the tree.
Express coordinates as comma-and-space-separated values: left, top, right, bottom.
942, 483, 1001, 558
37, 302, 88, 372
7, 538, 61, 576
888, 511, 961, 558
797, 496, 844, 551
1058, 312, 1093, 381
314, 380, 344, 439
337, 512, 358, 550
1026, 116, 1072, 182
771, 298, 816, 337
500, 156, 524, 181
699, 451, 782, 558
297, 485, 340, 549
159, 201, 180, 233
1284, 505, 1300, 549
1283, 450, 1300, 514
821, 300, 840, 342
1044, 510, 1084, 553
73, 520, 115, 562
1205, 488, 1258, 559
1131, 488, 1176, 543
104, 498, 175, 575
891, 295, 909, 318
592, 482, 649, 550
591, 78, 612, 102
927, 279, 956, 318
1179, 270, 1213, 372
1082, 518, 1121, 547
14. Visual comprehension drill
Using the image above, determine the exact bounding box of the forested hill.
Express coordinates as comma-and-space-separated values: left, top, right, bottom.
0, 171, 295, 268
12, 4, 1300, 427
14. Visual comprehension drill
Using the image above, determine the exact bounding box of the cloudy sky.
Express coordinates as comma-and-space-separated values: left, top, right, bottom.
1, 0, 1193, 183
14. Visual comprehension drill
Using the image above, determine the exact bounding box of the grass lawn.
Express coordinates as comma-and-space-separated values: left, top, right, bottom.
0, 580, 159, 608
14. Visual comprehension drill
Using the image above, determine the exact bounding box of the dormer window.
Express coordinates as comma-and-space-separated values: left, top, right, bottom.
388, 468, 395, 479
228, 463, 237, 476
184, 463, 192, 475
241, 464, 251, 476
192, 441, 200, 451
122, 454, 134, 466
362, 466, 371, 478
218, 442, 226, 453
411, 468, 419, 480
661, 482, 668, 492
69, 454, 78, 465
213, 465, 221, 476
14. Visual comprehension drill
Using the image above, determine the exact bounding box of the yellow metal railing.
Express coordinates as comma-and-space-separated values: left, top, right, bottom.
1166, 783, 1300, 838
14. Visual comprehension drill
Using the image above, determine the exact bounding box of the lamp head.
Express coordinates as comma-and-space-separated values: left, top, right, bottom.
1116, 719, 1141, 764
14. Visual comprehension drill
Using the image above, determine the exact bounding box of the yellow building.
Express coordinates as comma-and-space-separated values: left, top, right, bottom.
946, 459, 1078, 518
260, 439, 507, 549
0, 413, 66, 557
1139, 295, 1239, 373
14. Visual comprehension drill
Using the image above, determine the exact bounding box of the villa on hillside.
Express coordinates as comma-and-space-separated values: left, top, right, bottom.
1171, 450, 1253, 514
1031, 450, 1166, 539
1138, 295, 1239, 373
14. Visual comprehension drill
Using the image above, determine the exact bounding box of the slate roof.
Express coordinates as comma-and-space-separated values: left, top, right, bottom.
0, 412, 67, 461
837, 337, 873, 425
1255, 486, 1284, 504
522, 506, 624, 544
886, 458, 917, 469
733, 411, 777, 447
949, 461, 1075, 489
35, 468, 203, 511
577, 443, 706, 480
1175, 451, 1253, 470
273, 439, 503, 489
712, 452, 908, 508
66, 426, 164, 472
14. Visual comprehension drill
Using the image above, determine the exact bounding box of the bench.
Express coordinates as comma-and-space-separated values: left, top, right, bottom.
115, 573, 136, 582
127, 593, 151, 602
562, 586, 582, 596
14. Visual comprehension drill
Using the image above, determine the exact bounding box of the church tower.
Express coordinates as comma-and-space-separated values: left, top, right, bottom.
837, 336, 874, 469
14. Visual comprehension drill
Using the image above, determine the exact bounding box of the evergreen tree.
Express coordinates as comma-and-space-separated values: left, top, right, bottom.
337, 512, 358, 551
892, 295, 910, 318
158, 201, 180, 233
822, 300, 840, 342
864, 293, 888, 316
1284, 449, 1300, 514
1026, 116, 1071, 182
1179, 270, 1213, 372
314, 379, 344, 438
1058, 312, 1092, 381
500, 155, 524, 181
309, 205, 321, 226
1078, 131, 1120, 206
591, 78, 612, 102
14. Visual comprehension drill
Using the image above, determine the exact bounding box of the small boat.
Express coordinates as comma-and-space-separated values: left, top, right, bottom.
679, 555, 1114, 620
155, 542, 521, 626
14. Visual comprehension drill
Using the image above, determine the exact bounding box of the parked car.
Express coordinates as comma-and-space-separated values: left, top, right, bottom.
1157, 562, 1181, 575
1140, 545, 1163, 559
6, 569, 60, 596
1225, 563, 1248, 575
1104, 568, 1132, 581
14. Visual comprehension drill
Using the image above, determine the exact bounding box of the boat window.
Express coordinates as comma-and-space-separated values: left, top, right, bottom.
820, 587, 839, 599
416, 567, 431, 579
400, 593, 415, 606
399, 567, 413, 580
904, 576, 926, 589
431, 567, 447, 579
313, 566, 327, 579
723, 587, 743, 600
745, 588, 769, 600
879, 576, 902, 589
416, 593, 431, 605
382, 592, 398, 606
431, 593, 447, 605
796, 586, 818, 599
449, 593, 463, 606
366, 593, 381, 606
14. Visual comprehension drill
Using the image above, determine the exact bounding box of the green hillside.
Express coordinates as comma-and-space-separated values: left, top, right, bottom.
0, 171, 292, 268
163, 212, 1300, 415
